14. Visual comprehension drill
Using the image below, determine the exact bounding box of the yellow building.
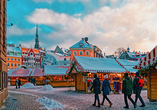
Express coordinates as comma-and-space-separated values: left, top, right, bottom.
6, 46, 22, 70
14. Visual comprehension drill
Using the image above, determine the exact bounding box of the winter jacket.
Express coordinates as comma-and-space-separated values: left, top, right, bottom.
90, 77, 101, 94
102, 79, 111, 95
122, 76, 133, 95
133, 77, 142, 94
15, 79, 18, 86
18, 79, 21, 86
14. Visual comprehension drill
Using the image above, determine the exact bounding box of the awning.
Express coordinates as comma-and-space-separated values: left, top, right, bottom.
30, 68, 44, 77
67, 56, 126, 74
134, 45, 157, 69
8, 69, 33, 77
44, 65, 69, 76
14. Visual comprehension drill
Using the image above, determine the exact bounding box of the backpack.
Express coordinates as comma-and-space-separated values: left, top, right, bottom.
136, 77, 144, 88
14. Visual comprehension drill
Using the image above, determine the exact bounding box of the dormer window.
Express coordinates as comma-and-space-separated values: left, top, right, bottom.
79, 43, 83, 48
7, 52, 10, 55
14, 52, 17, 55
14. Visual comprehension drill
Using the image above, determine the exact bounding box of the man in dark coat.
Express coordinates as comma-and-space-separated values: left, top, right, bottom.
90, 74, 101, 108
18, 78, 21, 89
122, 73, 135, 109
133, 71, 145, 107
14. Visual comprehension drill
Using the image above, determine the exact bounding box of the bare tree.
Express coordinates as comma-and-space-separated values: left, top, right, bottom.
114, 47, 127, 58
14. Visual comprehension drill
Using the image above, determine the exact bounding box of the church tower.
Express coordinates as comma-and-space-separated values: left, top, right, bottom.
34, 24, 40, 49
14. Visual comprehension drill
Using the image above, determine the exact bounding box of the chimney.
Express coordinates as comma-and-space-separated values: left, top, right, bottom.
82, 38, 85, 41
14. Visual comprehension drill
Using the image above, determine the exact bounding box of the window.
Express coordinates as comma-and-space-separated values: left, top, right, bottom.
15, 58, 16, 61
8, 63, 9, 66
64, 58, 66, 61
11, 63, 13, 66
23, 57, 25, 60
80, 51, 83, 55
30, 52, 33, 56
8, 58, 9, 60
73, 51, 77, 55
86, 51, 89, 55
11, 58, 13, 61
79, 43, 83, 48
7, 52, 10, 55
18, 59, 20, 61
26, 57, 27, 60
18, 64, 20, 66
15, 64, 16, 67
14, 52, 17, 55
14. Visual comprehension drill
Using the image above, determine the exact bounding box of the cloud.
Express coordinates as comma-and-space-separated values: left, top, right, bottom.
7, 25, 36, 37
32, 0, 89, 4
27, 0, 157, 55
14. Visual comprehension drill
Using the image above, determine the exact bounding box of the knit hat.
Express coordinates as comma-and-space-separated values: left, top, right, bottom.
94, 74, 97, 78
136, 71, 140, 76
104, 75, 108, 79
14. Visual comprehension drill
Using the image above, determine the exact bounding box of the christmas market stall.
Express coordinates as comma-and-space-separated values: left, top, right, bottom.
134, 45, 157, 102
8, 68, 33, 86
44, 65, 75, 87
30, 68, 44, 85
66, 56, 126, 92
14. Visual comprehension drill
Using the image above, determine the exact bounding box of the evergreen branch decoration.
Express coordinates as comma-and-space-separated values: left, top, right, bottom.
67, 61, 86, 76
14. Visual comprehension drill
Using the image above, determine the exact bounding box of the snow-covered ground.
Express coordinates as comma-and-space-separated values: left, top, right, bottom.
38, 84, 56, 92
21, 83, 35, 88
8, 86, 157, 110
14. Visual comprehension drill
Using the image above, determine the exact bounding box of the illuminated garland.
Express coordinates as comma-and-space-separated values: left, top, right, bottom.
67, 61, 86, 76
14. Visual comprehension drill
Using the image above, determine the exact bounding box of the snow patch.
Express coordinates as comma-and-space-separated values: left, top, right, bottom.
21, 83, 35, 88
36, 96, 65, 110
38, 84, 55, 92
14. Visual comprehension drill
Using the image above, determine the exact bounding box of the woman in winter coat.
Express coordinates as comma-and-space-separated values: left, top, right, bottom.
90, 74, 101, 108
101, 75, 113, 107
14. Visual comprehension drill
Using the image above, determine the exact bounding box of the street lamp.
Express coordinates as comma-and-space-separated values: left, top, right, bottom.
7, 23, 13, 26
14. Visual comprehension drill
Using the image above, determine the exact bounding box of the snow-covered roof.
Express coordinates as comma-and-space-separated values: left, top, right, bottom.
116, 59, 139, 73
30, 68, 43, 77
7, 46, 21, 53
8, 68, 32, 77
44, 65, 69, 76
74, 56, 126, 73
127, 52, 146, 58
70, 40, 91, 49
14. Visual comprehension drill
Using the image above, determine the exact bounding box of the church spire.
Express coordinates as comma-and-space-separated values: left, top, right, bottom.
34, 24, 40, 49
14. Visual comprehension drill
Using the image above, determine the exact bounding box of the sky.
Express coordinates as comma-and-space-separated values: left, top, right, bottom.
7, 0, 157, 55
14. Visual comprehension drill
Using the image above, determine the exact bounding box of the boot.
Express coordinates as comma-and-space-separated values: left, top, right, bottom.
100, 102, 104, 105
96, 105, 100, 108
92, 104, 96, 106
109, 102, 113, 107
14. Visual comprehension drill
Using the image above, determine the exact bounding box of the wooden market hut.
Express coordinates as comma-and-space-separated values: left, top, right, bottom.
44, 65, 75, 87
134, 45, 157, 102
30, 68, 45, 85
66, 56, 126, 92
8, 68, 32, 86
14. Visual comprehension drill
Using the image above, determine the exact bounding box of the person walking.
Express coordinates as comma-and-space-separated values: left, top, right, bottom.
90, 74, 101, 108
15, 78, 18, 89
122, 73, 135, 109
100, 75, 113, 107
18, 78, 21, 89
133, 71, 145, 107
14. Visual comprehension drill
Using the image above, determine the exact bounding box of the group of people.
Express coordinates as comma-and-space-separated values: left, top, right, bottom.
15, 78, 21, 89
90, 71, 145, 109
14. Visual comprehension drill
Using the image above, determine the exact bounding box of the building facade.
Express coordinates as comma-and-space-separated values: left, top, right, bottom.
0, 0, 8, 108
21, 47, 41, 68
119, 47, 148, 61
70, 37, 103, 61
6, 46, 22, 69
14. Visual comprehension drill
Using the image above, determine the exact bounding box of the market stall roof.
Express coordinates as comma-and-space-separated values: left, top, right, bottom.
30, 68, 44, 77
67, 56, 126, 74
134, 45, 157, 69
44, 65, 69, 76
8, 68, 33, 77
116, 59, 139, 73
